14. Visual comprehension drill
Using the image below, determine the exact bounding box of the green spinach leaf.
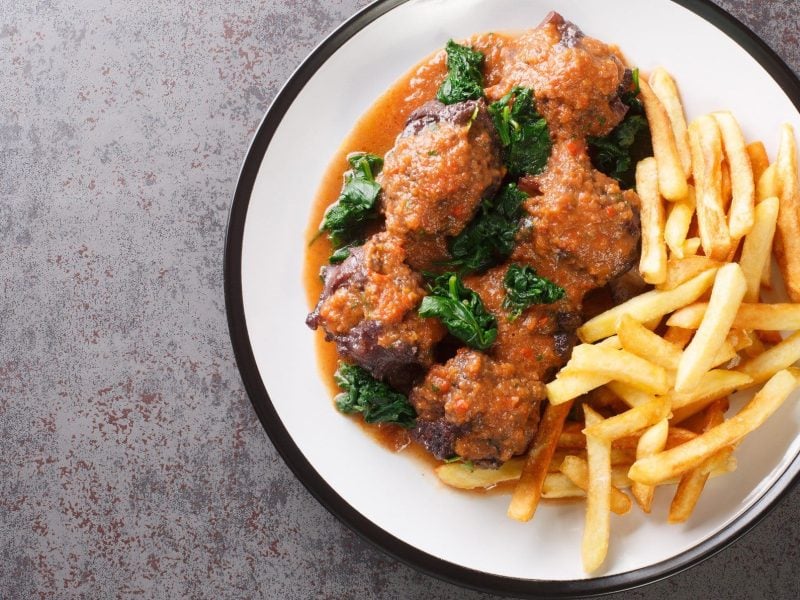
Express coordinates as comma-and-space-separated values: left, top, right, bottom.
588, 68, 652, 189
447, 183, 527, 274
419, 272, 497, 350
502, 264, 565, 320
488, 86, 552, 177
437, 40, 485, 105
328, 240, 363, 264
320, 152, 383, 253
334, 362, 416, 428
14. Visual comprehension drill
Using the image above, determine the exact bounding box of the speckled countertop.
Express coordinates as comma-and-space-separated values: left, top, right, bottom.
1, 1, 799, 598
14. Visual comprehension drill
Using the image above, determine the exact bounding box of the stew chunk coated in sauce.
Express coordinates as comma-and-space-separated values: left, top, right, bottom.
307, 12, 644, 466
379, 99, 505, 271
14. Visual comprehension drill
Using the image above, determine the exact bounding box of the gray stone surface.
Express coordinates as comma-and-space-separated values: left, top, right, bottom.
0, 0, 798, 598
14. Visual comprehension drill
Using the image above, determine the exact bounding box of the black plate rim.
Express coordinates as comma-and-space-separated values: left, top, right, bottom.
224, 1, 800, 597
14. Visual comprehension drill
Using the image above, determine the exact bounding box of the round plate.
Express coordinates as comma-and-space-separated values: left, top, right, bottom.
225, 0, 800, 596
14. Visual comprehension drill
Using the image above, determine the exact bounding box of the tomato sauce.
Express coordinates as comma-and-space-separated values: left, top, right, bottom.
303, 15, 642, 475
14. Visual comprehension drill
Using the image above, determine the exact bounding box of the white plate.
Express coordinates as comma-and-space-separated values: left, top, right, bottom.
225, 0, 800, 595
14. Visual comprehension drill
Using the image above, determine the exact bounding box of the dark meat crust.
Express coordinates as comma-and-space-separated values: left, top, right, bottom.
402, 98, 493, 137
412, 418, 463, 462
410, 349, 544, 463
306, 234, 445, 390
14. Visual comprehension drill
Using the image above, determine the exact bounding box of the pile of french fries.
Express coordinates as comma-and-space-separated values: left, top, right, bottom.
435, 68, 800, 573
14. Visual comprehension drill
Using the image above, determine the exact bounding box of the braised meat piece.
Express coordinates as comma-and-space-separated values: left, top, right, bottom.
465, 264, 580, 375
485, 12, 630, 140
410, 264, 577, 463
306, 233, 444, 390
410, 349, 544, 463
512, 142, 640, 295
401, 18, 641, 465
379, 99, 504, 270
309, 15, 645, 466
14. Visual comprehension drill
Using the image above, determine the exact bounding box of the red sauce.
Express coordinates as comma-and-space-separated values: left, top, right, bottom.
303, 50, 446, 458
303, 19, 642, 483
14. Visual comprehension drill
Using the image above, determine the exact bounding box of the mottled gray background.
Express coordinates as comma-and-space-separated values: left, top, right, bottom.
0, 0, 798, 598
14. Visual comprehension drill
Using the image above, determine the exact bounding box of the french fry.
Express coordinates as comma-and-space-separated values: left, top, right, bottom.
677, 395, 729, 433
665, 427, 699, 448
629, 370, 798, 485
542, 467, 634, 499
668, 400, 728, 523
677, 446, 736, 502
566, 344, 670, 395
588, 385, 625, 410
713, 111, 755, 239
437, 461, 634, 494
631, 418, 668, 512
682, 237, 702, 256
664, 188, 696, 259
437, 458, 525, 489
774, 123, 800, 302
649, 68, 692, 177
757, 164, 780, 290
671, 398, 727, 426
757, 163, 781, 202
657, 255, 720, 292
618, 314, 682, 369
540, 473, 584, 498
639, 78, 689, 200
583, 397, 671, 442
746, 141, 770, 183
636, 158, 668, 284
761, 253, 774, 290
549, 448, 637, 472
617, 426, 696, 451
667, 369, 752, 417
738, 330, 800, 384
689, 115, 732, 260
740, 330, 767, 359
668, 453, 722, 522
739, 197, 780, 302
720, 161, 732, 211
560, 455, 632, 515
663, 325, 694, 349
508, 400, 573, 521
728, 328, 754, 352
668, 301, 800, 331
710, 340, 738, 369
664, 302, 708, 327
546, 372, 610, 405
578, 269, 718, 343
583, 406, 611, 573
675, 263, 746, 392
605, 381, 654, 408
558, 430, 587, 449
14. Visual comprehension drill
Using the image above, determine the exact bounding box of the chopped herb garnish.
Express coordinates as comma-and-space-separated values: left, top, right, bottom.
446, 183, 527, 274
588, 68, 652, 189
502, 264, 565, 320
334, 363, 416, 428
419, 272, 497, 350
488, 86, 552, 177
436, 40, 485, 105
320, 152, 384, 253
